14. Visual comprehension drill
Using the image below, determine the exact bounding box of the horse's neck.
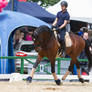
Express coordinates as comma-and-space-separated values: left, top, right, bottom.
47, 36, 58, 48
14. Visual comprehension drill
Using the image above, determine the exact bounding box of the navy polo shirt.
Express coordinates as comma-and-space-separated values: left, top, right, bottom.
56, 10, 70, 28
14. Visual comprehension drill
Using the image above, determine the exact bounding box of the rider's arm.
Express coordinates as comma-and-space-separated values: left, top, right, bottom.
52, 18, 58, 26
59, 20, 68, 29
59, 13, 70, 29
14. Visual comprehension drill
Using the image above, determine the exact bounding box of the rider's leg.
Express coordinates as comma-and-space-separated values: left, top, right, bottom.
62, 60, 74, 80
26, 56, 42, 83
60, 40, 66, 52
58, 31, 66, 56
50, 60, 61, 85
76, 60, 84, 83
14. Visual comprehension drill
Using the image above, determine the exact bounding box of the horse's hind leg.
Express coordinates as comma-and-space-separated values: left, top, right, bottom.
75, 60, 84, 83
62, 59, 85, 83
50, 59, 61, 85
62, 60, 74, 80
26, 55, 42, 83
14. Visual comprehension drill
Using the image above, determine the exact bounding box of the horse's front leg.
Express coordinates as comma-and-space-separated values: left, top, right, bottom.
26, 56, 42, 83
51, 60, 61, 85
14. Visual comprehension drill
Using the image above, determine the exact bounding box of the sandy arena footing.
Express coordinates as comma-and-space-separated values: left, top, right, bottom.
0, 81, 92, 92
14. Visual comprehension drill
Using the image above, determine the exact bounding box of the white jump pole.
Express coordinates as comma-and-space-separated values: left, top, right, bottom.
89, 68, 92, 82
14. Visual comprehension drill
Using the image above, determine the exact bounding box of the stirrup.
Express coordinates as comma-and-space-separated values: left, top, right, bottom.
61, 51, 66, 57
57, 52, 62, 57
57, 49, 65, 57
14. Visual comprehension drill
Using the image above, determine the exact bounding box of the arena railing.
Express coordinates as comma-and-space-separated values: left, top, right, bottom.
0, 56, 88, 74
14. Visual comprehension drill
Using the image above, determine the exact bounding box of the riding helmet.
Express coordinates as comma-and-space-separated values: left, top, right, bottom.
61, 1, 68, 7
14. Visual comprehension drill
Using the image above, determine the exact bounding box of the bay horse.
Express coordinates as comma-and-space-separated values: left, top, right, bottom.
26, 25, 92, 85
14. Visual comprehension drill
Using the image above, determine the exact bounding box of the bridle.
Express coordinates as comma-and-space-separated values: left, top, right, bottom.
32, 29, 54, 50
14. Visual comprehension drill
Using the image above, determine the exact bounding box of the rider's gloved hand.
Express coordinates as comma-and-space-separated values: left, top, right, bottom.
55, 27, 60, 31
51, 26, 60, 31
51, 25, 56, 30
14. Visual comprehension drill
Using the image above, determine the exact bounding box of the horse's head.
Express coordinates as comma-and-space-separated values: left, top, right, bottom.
32, 25, 54, 51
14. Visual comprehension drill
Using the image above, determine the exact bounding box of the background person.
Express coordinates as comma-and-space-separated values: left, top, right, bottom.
25, 32, 33, 41
13, 30, 21, 49
19, 32, 25, 43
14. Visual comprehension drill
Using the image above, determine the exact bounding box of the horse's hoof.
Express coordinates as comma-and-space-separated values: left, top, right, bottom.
26, 76, 32, 83
79, 78, 84, 83
55, 79, 61, 85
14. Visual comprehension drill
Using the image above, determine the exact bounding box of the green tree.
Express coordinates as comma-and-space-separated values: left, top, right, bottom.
27, 0, 60, 7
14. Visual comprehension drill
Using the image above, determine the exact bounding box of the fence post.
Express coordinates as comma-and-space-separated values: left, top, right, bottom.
20, 58, 24, 74
57, 58, 61, 75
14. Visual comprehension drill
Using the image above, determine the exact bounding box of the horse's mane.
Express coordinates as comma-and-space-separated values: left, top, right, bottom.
34, 25, 54, 37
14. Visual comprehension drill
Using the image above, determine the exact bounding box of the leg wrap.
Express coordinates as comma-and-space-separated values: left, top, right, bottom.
33, 61, 40, 68
51, 66, 55, 73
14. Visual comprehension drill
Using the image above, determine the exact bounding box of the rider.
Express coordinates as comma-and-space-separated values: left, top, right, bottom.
52, 1, 70, 56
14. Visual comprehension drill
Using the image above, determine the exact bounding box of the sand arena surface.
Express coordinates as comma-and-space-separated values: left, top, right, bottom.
0, 81, 92, 92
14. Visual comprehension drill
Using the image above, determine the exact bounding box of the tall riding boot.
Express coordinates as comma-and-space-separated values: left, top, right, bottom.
60, 41, 66, 57
58, 41, 66, 57
61, 41, 65, 53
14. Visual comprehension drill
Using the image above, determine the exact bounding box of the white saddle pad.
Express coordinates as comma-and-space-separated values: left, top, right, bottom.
65, 32, 72, 47
54, 31, 72, 47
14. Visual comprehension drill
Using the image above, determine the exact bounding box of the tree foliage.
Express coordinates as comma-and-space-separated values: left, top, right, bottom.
27, 0, 60, 7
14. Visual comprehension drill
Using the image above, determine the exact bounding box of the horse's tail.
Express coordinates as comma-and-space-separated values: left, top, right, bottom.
84, 40, 92, 71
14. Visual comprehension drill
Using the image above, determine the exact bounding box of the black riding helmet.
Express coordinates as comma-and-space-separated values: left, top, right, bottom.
61, 1, 68, 7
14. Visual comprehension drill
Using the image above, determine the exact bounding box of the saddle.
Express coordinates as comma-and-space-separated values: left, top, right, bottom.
54, 30, 72, 48
65, 32, 72, 47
